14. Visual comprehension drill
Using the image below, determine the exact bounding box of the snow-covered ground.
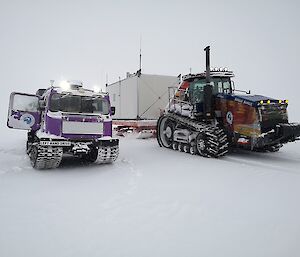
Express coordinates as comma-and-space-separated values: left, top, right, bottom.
0, 130, 300, 257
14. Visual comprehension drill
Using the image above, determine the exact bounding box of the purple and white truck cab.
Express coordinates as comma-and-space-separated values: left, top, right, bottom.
7, 80, 119, 169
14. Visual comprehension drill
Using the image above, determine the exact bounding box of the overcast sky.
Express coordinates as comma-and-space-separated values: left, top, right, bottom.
1, 0, 300, 128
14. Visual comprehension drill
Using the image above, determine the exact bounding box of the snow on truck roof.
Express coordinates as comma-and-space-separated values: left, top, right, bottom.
40, 80, 108, 97
53, 87, 108, 97
182, 70, 234, 81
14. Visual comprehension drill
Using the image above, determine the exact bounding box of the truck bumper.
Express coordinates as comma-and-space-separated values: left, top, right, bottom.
275, 123, 300, 143
96, 138, 119, 147
255, 123, 300, 148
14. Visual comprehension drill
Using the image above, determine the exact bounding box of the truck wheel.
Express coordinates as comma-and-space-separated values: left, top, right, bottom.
183, 144, 189, 153
196, 133, 209, 157
190, 145, 197, 155
157, 116, 175, 148
172, 142, 178, 150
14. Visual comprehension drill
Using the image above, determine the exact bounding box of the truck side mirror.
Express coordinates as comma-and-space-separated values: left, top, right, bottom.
39, 100, 46, 110
111, 106, 116, 115
231, 80, 235, 91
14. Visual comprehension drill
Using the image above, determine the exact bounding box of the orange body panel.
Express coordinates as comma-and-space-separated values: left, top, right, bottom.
216, 98, 261, 137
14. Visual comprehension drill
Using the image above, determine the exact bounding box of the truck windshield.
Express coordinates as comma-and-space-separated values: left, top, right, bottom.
189, 77, 232, 104
50, 93, 110, 114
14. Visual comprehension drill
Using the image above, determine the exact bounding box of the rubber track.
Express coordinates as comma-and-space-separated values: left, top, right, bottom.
163, 113, 229, 158
94, 145, 119, 164
33, 145, 63, 169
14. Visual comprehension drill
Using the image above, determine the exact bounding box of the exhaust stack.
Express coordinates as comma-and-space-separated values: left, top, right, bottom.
203, 46, 213, 118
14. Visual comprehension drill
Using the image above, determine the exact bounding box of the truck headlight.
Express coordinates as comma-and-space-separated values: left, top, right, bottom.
59, 80, 70, 91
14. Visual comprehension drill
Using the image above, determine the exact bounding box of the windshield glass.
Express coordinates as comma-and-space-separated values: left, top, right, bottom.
211, 77, 231, 94
189, 80, 206, 104
50, 93, 110, 114
189, 77, 232, 104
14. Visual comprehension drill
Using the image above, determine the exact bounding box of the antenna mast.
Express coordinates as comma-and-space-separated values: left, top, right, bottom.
105, 73, 108, 87
139, 36, 142, 74
136, 36, 142, 119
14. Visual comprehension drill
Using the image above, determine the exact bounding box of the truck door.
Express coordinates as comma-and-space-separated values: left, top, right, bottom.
189, 79, 206, 113
7, 92, 41, 130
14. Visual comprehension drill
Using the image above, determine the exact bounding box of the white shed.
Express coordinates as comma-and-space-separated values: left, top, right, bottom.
107, 72, 179, 120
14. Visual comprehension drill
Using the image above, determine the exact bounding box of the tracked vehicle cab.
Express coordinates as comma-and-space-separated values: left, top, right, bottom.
183, 70, 234, 116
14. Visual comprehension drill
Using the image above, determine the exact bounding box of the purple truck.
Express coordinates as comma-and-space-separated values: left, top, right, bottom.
7, 80, 119, 169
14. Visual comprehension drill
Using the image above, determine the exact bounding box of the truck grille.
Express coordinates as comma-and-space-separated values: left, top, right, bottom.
62, 121, 103, 135
259, 104, 288, 132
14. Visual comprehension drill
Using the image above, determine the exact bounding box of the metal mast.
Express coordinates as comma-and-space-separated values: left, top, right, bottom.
137, 37, 142, 119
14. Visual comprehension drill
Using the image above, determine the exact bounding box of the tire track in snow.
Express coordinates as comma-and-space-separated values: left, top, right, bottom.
224, 155, 300, 175
0, 147, 31, 174
98, 158, 142, 218
119, 158, 142, 195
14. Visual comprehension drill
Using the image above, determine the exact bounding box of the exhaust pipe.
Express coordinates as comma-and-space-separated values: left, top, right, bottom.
204, 46, 211, 82
203, 46, 213, 118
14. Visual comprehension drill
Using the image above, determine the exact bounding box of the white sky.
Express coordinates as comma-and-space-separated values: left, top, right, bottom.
0, 0, 300, 123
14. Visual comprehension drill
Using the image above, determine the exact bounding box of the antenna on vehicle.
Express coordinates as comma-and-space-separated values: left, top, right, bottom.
105, 73, 108, 87
50, 80, 55, 88
137, 35, 142, 77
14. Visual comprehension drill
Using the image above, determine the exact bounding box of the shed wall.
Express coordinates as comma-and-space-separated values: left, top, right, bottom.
137, 74, 178, 119
108, 76, 137, 119
107, 73, 178, 120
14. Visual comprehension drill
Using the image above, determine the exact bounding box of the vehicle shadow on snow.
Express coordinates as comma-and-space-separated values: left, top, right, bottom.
222, 147, 300, 173
54, 156, 115, 171
229, 148, 300, 163
60, 156, 92, 168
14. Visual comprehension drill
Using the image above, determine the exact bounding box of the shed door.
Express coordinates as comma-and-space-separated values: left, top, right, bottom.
7, 92, 40, 130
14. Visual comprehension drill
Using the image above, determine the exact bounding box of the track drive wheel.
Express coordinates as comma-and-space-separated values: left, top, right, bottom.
183, 144, 189, 153
172, 142, 178, 150
196, 133, 210, 157
190, 145, 197, 155
157, 115, 175, 148
178, 143, 183, 152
